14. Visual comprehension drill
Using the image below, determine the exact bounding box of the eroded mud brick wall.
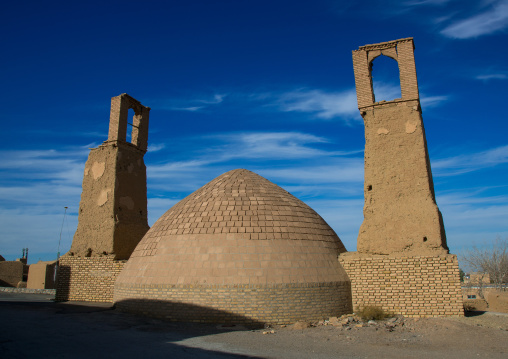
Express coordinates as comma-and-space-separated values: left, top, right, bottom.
56, 94, 150, 302
346, 38, 463, 316
353, 38, 447, 256
70, 94, 150, 259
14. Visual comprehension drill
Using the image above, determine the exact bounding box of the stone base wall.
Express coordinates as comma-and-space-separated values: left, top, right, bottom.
339, 254, 463, 317
114, 281, 352, 325
0, 287, 56, 295
56, 255, 126, 302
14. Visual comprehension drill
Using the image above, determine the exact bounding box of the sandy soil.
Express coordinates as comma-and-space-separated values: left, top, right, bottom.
1, 292, 507, 359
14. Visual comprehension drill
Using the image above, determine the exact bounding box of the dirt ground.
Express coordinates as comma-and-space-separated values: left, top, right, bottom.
1, 292, 507, 359
486, 291, 508, 313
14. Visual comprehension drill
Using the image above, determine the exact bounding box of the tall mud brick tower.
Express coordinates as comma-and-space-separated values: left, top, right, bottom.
339, 38, 464, 317
56, 94, 150, 302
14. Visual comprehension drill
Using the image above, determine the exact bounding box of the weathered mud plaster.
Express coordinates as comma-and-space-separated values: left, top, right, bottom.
341, 38, 463, 318
69, 94, 150, 260
352, 38, 448, 256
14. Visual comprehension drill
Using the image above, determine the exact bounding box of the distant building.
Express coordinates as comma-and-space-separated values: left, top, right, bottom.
27, 260, 57, 289
464, 272, 491, 285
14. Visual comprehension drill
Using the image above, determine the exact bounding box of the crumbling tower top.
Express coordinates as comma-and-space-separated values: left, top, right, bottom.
352, 37, 419, 109
107, 93, 150, 152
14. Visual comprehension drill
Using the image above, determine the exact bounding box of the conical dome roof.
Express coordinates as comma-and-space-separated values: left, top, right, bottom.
114, 169, 352, 324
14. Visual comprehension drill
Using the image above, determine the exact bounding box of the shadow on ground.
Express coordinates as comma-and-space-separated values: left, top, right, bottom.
0, 292, 264, 359
465, 310, 487, 317
115, 298, 266, 327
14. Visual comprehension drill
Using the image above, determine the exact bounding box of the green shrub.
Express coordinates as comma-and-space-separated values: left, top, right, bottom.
357, 306, 392, 321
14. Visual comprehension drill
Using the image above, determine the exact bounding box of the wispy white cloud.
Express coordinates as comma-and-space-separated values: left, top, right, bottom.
0, 147, 88, 258
420, 95, 449, 107
197, 93, 226, 104
151, 87, 364, 122
373, 83, 401, 102
441, 0, 508, 38
147, 143, 166, 152
148, 132, 362, 178
259, 161, 363, 185
433, 144, 508, 176
276, 89, 359, 120
475, 73, 508, 81
0, 208, 77, 260
172, 106, 203, 112
213, 132, 353, 160
433, 13, 457, 24
154, 93, 227, 112
0, 148, 89, 185
385, 0, 454, 18
437, 190, 508, 252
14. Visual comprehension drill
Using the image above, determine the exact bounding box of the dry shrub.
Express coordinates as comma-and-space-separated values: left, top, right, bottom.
357, 306, 392, 321
463, 298, 488, 312
463, 303, 476, 312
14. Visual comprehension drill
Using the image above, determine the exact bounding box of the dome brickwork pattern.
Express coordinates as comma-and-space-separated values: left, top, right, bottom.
135, 168, 346, 256
114, 169, 352, 324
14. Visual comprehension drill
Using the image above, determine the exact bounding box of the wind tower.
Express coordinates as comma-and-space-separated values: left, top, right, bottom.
352, 38, 447, 255
339, 38, 463, 317
56, 94, 150, 302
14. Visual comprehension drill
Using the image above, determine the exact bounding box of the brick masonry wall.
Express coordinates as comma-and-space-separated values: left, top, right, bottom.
352, 49, 374, 108
339, 254, 464, 317
55, 255, 126, 302
114, 281, 352, 325
397, 40, 419, 100
353, 38, 419, 109
0, 261, 24, 287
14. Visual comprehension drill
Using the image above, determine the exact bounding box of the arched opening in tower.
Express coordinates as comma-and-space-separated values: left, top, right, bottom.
371, 55, 401, 103
127, 108, 135, 143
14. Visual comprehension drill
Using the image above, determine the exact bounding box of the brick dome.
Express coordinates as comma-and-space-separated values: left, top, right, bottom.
114, 169, 352, 324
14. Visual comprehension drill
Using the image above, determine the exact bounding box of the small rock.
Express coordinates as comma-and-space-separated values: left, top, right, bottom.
368, 320, 376, 325
291, 321, 310, 330
355, 324, 363, 328
329, 317, 341, 326
385, 325, 395, 332
262, 330, 275, 335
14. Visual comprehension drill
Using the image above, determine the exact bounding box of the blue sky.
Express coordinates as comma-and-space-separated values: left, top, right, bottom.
1, 0, 507, 264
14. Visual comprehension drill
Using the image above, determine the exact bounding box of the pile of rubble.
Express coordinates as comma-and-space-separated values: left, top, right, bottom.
262, 314, 416, 334
321, 314, 411, 332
